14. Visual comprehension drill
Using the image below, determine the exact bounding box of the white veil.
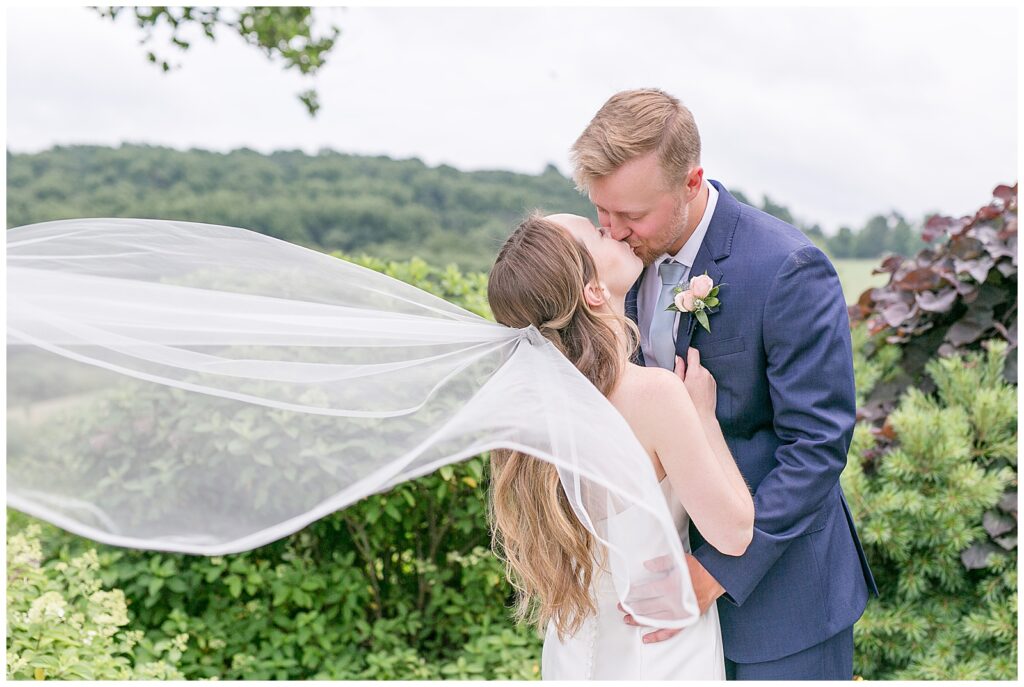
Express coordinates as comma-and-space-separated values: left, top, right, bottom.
6, 218, 699, 629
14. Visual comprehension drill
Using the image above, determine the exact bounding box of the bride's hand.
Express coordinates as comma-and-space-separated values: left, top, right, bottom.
674, 348, 717, 419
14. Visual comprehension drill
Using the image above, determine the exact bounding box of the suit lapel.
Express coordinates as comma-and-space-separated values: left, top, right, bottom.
675, 241, 724, 357
673, 179, 739, 359
625, 274, 642, 325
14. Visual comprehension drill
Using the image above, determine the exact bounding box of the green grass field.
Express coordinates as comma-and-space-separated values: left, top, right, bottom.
834, 258, 890, 304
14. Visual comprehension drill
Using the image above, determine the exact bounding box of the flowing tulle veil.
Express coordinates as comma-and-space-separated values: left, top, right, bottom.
6, 217, 699, 629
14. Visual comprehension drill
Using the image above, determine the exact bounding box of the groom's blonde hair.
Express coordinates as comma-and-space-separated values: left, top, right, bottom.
571, 88, 701, 192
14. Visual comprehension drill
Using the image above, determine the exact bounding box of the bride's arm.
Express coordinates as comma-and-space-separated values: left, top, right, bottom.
644, 366, 754, 556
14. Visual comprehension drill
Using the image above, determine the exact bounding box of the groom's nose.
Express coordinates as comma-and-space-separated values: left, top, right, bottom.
608, 218, 631, 242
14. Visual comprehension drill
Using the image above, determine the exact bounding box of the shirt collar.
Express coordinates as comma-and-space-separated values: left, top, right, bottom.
656, 181, 719, 270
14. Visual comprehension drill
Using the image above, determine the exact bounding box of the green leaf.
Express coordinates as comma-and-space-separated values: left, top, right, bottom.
166, 577, 188, 593
65, 664, 95, 680
704, 296, 720, 307
364, 502, 381, 525
31, 656, 60, 670
272, 585, 291, 606
695, 309, 711, 332
384, 501, 402, 522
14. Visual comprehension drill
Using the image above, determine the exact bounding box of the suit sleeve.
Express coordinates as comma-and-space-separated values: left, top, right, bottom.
691, 244, 857, 607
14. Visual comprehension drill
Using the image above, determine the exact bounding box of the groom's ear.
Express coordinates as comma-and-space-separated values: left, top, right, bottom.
684, 166, 705, 201
582, 280, 609, 309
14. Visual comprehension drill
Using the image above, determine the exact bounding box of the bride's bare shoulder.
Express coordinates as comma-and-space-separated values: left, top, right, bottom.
613, 364, 683, 404
610, 366, 689, 469
625, 363, 680, 388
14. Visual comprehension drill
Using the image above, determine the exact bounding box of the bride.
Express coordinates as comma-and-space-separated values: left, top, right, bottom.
487, 212, 753, 680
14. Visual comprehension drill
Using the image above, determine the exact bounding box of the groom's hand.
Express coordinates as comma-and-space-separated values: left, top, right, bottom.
617, 553, 725, 644
686, 553, 725, 614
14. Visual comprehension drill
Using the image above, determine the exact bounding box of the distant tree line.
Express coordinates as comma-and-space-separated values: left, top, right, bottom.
7, 145, 924, 271
6, 145, 597, 273
732, 191, 925, 260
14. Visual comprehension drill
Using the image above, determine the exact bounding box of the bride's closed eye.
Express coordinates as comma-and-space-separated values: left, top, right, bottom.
596, 226, 610, 238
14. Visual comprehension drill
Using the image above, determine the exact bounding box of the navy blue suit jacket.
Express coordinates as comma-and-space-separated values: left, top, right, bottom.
626, 180, 878, 664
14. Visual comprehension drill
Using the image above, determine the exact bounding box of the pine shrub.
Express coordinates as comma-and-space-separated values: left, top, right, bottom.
845, 340, 1017, 679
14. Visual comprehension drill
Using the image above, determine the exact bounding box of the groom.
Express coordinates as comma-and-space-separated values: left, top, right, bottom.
570, 89, 878, 680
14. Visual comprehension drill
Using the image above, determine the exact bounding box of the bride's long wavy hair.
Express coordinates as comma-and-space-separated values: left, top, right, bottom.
486, 212, 640, 640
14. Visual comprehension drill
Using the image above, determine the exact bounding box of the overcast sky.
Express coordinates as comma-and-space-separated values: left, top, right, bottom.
6, 5, 1018, 233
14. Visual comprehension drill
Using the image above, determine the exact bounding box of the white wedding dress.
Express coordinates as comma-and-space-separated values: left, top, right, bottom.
541, 476, 726, 680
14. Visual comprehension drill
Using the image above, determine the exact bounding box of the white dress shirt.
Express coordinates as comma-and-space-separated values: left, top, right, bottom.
638, 182, 719, 367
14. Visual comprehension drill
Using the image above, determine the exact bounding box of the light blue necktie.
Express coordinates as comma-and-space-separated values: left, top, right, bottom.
650, 259, 687, 370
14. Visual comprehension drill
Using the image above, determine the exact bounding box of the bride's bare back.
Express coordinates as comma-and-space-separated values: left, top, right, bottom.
606, 363, 676, 481
605, 356, 753, 557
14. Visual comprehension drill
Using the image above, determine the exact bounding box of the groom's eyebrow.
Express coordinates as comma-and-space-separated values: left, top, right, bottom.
594, 202, 645, 214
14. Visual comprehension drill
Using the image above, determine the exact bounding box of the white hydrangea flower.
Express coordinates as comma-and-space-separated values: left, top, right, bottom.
88, 589, 130, 626
7, 531, 43, 568
71, 550, 100, 573
27, 591, 68, 623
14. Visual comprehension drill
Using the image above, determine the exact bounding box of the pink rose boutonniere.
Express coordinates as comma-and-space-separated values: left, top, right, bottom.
667, 271, 725, 333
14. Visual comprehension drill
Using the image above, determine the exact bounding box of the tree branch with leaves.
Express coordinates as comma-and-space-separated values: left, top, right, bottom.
92, 6, 340, 116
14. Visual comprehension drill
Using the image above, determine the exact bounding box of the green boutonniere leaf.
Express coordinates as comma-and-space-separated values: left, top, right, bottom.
695, 308, 711, 333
